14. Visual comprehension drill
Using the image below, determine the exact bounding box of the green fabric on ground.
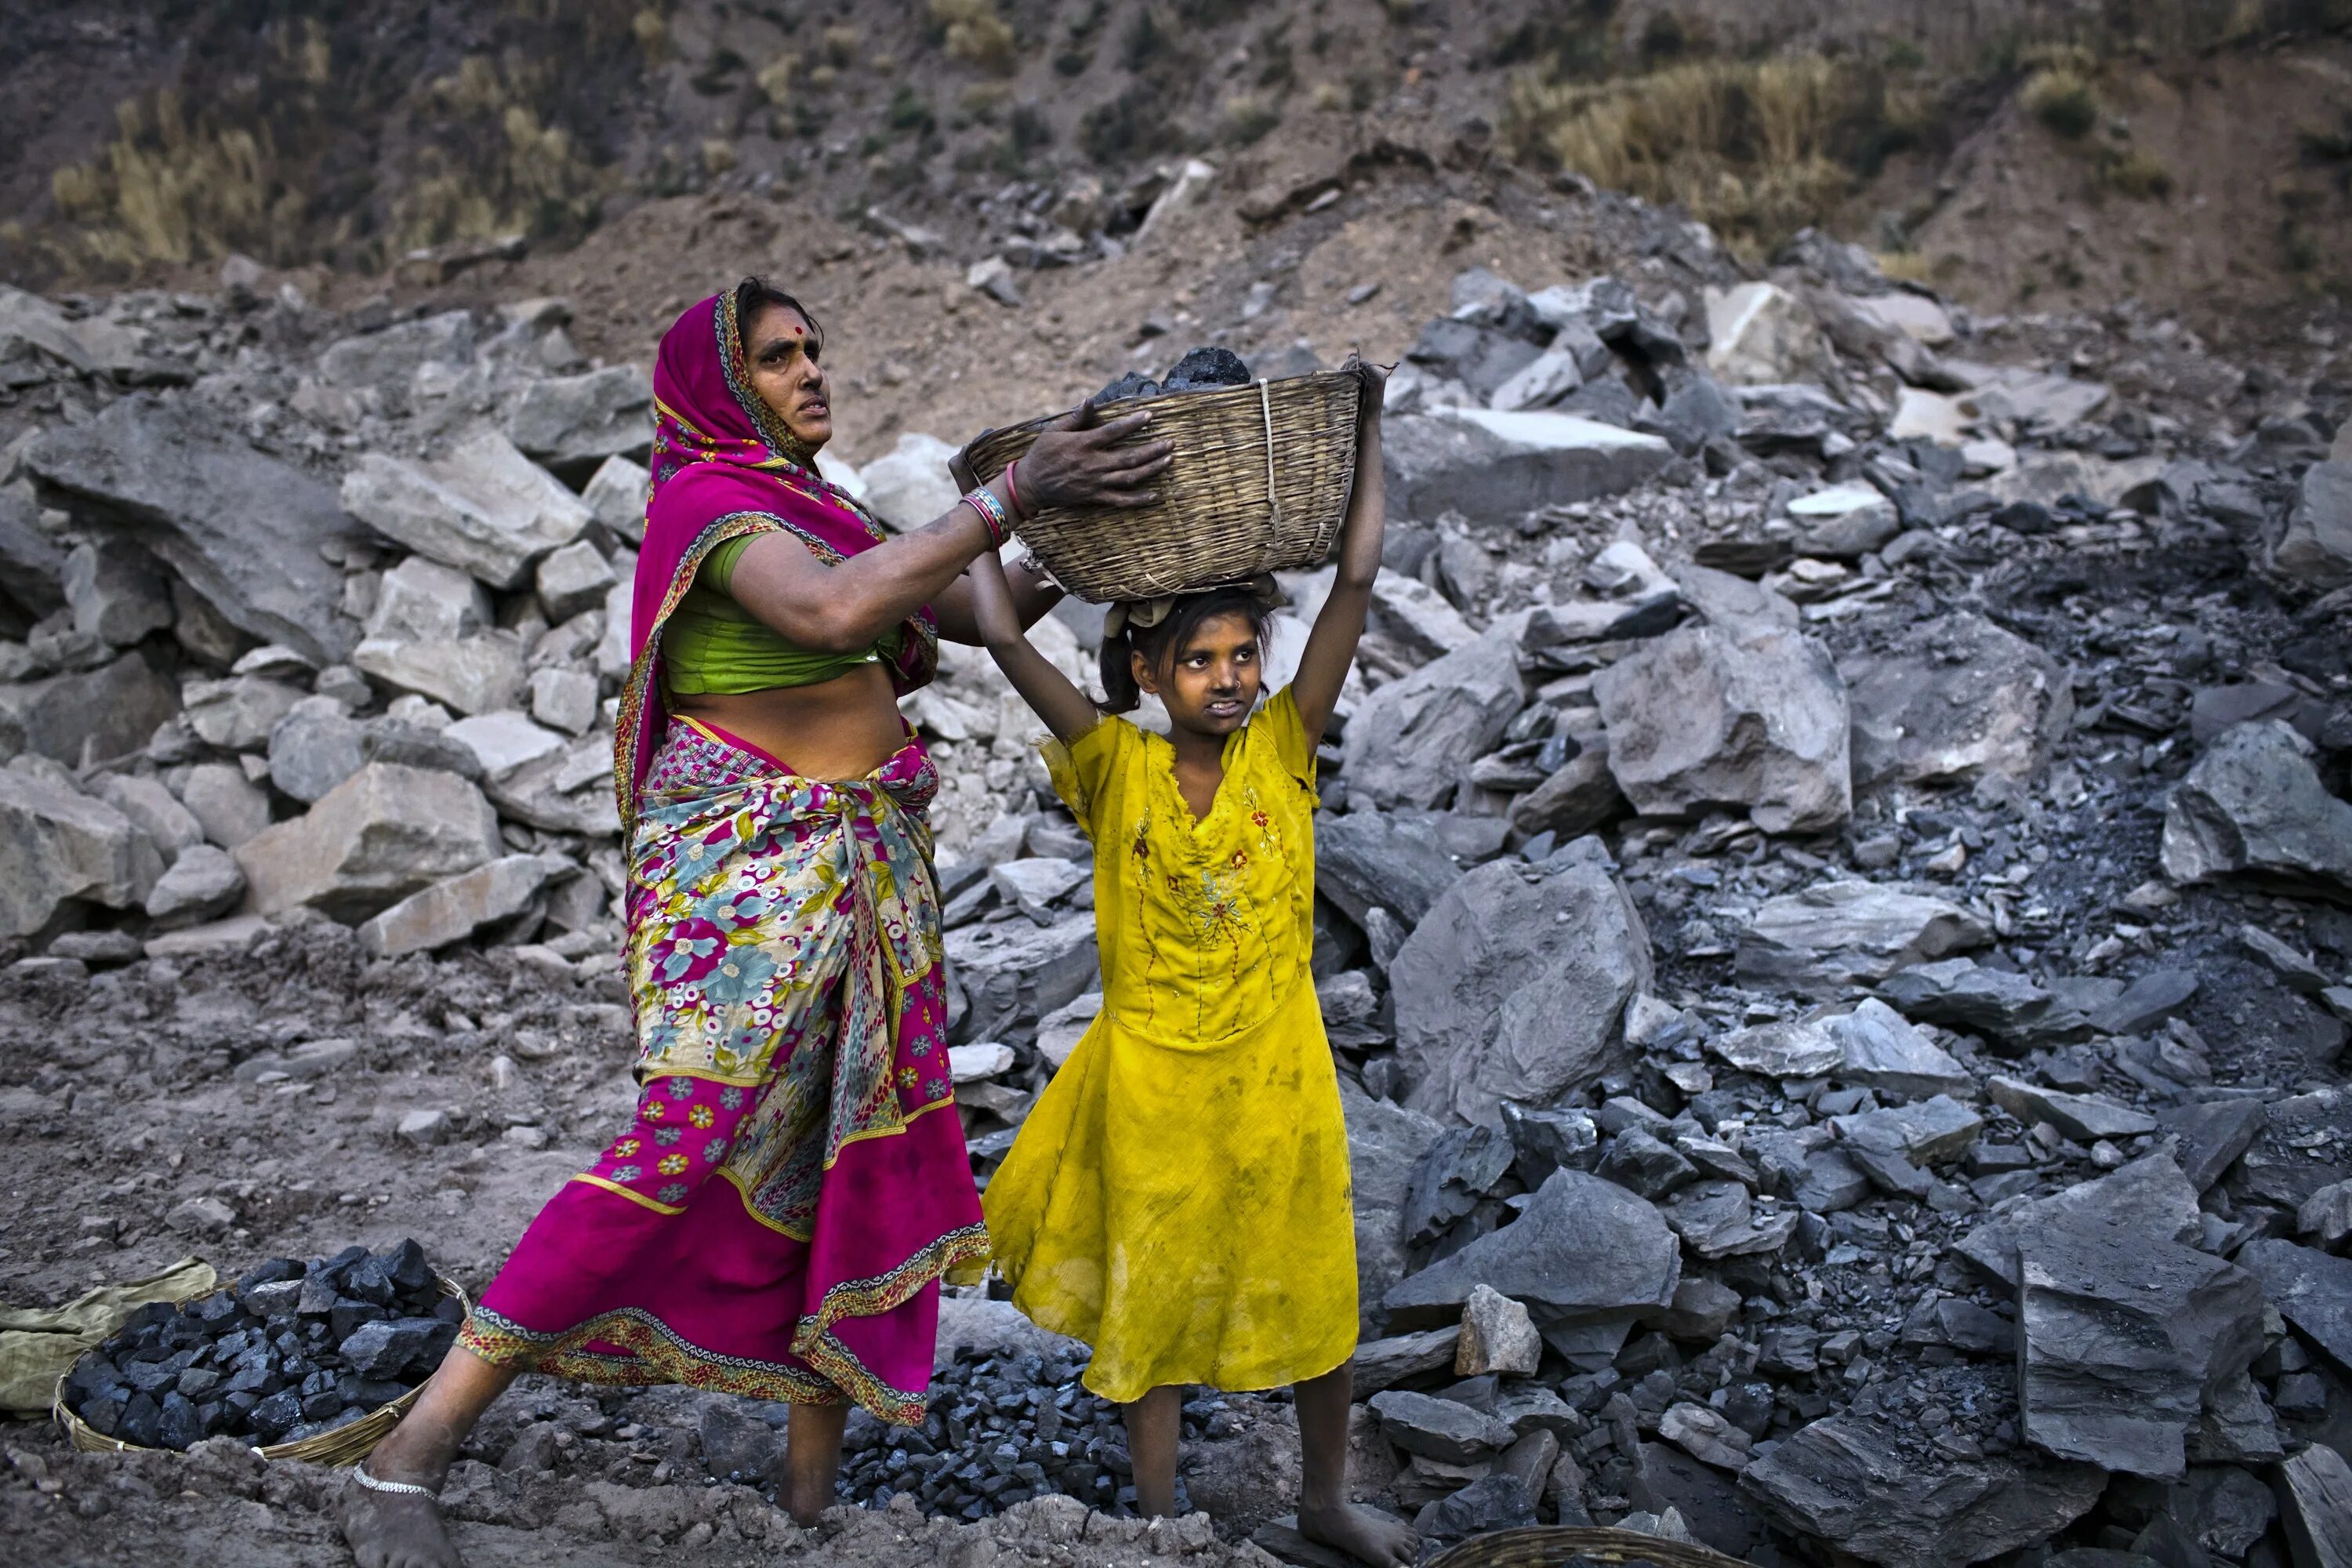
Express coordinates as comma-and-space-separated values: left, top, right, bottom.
0, 1257, 216, 1414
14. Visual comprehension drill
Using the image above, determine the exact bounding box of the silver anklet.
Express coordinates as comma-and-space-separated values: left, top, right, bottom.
351, 1462, 438, 1498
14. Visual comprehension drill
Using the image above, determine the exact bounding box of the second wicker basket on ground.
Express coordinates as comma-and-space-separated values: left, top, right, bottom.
964, 370, 1363, 604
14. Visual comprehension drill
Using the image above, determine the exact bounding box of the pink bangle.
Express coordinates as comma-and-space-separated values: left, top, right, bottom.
1004, 459, 1025, 521
962, 486, 1011, 546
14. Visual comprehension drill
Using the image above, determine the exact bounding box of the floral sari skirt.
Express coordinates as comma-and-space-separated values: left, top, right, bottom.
457, 717, 986, 1421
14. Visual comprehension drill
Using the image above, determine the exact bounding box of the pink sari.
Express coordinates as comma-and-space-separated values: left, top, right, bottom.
457, 291, 983, 1422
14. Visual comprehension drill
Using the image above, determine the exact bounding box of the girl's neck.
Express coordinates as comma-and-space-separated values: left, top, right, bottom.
1165, 722, 1228, 771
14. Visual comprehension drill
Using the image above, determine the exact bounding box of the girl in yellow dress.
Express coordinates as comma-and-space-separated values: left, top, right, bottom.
964, 361, 1414, 1567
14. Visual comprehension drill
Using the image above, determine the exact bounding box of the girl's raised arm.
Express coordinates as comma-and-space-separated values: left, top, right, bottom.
1289, 358, 1387, 748
969, 546, 1103, 747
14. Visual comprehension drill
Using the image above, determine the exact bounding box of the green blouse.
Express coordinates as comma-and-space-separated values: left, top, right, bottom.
662, 535, 902, 695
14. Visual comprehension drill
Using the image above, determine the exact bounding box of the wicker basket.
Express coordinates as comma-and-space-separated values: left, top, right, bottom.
1425, 1526, 1752, 1568
54, 1272, 469, 1466
964, 370, 1363, 604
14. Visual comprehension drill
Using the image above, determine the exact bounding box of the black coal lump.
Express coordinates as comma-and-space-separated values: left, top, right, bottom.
157, 1391, 204, 1450
1092, 371, 1161, 405
382, 1238, 434, 1298
1161, 346, 1252, 390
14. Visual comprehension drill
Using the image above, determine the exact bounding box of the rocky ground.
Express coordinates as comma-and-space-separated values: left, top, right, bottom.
3, 180, 2352, 1567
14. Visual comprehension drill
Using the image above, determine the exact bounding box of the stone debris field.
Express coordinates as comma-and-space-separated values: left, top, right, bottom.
2, 201, 2350, 1568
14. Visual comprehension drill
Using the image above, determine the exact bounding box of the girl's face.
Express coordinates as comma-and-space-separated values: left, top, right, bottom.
1134, 610, 1261, 739
743, 303, 831, 452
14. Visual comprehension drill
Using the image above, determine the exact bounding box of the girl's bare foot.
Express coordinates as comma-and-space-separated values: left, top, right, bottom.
338, 1454, 461, 1568
1298, 1501, 1420, 1568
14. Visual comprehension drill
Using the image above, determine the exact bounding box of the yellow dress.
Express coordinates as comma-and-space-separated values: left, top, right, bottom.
982, 687, 1359, 1403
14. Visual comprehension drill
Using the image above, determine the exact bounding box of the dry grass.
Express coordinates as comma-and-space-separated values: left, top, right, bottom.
51, 93, 293, 267
2096, 148, 2175, 199
1504, 54, 1928, 253
934, 0, 1016, 74
2022, 66, 2101, 138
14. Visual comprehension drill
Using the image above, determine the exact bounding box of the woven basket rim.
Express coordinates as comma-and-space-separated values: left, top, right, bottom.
1422, 1525, 1754, 1568
973, 366, 1364, 445
53, 1270, 468, 1464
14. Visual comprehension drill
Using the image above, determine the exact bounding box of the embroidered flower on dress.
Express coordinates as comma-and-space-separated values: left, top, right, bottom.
688, 1104, 716, 1128
897, 1066, 919, 1087
658, 1182, 690, 1204
611, 1164, 643, 1183
924, 1076, 950, 1101
1251, 810, 1269, 828
655, 1127, 684, 1146
643, 1101, 666, 1120
658, 1153, 690, 1176
1230, 849, 1249, 869
720, 1087, 745, 1110
704, 1138, 728, 1162
613, 1138, 641, 1158
667, 1076, 696, 1098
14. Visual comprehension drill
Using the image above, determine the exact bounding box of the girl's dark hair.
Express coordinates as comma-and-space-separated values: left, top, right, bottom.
734, 275, 822, 351
1099, 586, 1275, 715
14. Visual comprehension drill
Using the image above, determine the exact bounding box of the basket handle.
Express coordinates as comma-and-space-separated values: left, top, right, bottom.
1256, 379, 1282, 564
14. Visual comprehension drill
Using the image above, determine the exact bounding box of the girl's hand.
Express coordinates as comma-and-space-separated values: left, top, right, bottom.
1345, 354, 1389, 434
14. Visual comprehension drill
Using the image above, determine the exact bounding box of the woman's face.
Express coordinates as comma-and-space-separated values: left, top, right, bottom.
743, 303, 831, 451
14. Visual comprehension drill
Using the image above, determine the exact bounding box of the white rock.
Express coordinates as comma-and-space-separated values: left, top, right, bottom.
594, 577, 635, 682
0, 770, 158, 936
992, 857, 1087, 913
358, 853, 572, 957
858, 433, 961, 533
1853, 292, 1955, 347
234, 762, 504, 920
528, 668, 600, 736
176, 761, 272, 848
92, 772, 203, 862
948, 1041, 1016, 1083
397, 1109, 452, 1147
1135, 158, 1218, 245
1889, 387, 1973, 445
183, 675, 306, 752
444, 710, 565, 778
143, 844, 246, 929
1455, 1283, 1543, 1377
1369, 569, 1475, 659
579, 453, 650, 541
535, 539, 616, 622
1704, 282, 1829, 386
339, 428, 593, 588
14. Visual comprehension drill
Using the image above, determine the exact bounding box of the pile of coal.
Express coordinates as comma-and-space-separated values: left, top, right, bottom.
1093, 346, 1254, 406
62, 1240, 459, 1450
834, 1345, 1211, 1520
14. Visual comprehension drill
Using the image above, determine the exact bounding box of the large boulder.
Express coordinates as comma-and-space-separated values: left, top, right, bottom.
858, 433, 961, 533
357, 853, 573, 958
1704, 282, 1831, 387
233, 762, 503, 922
0, 649, 180, 767
1842, 612, 2072, 789
315, 310, 476, 390
1313, 811, 1472, 932
2160, 720, 2352, 899
2237, 1238, 2352, 1377
0, 771, 159, 936
1595, 620, 1850, 834
1737, 881, 1991, 994
504, 365, 653, 482
1383, 408, 1671, 528
945, 915, 1099, 1044
1382, 1168, 1679, 1367
1392, 840, 1652, 1126
1341, 1083, 1446, 1336
2270, 456, 2352, 590
351, 557, 527, 717
1738, 1411, 2104, 1568
25, 396, 361, 664
339, 428, 593, 589
1340, 619, 1526, 811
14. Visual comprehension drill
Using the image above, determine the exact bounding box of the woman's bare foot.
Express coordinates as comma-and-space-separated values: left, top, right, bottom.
1297, 1501, 1420, 1568
338, 1457, 461, 1568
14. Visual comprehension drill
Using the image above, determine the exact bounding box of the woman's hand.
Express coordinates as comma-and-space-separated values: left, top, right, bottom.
1345, 354, 1389, 437
1014, 398, 1174, 511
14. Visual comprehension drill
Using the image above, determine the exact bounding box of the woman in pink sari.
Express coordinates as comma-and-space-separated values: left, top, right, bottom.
343, 278, 1168, 1568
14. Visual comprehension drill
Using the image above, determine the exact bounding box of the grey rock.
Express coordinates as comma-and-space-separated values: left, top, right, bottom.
267, 697, 368, 804
353, 557, 527, 716
64, 540, 173, 647
1825, 1000, 1973, 1099
1787, 481, 1901, 560
2242, 924, 2334, 993
858, 434, 960, 533
1402, 1124, 1515, 1247
1349, 1326, 1461, 1396
695, 1399, 787, 1486
1661, 1276, 1743, 1341
357, 853, 573, 958
1833, 1094, 1984, 1166
505, 364, 653, 481
1958, 1155, 2202, 1290
2299, 1178, 2352, 1248
1599, 1126, 1700, 1200
1414, 1473, 1537, 1544
0, 770, 158, 936
1704, 281, 1830, 386
1312, 811, 1468, 930
2187, 1370, 2284, 1464
1341, 618, 1526, 810
2160, 720, 2352, 898
944, 914, 1098, 1043
2273, 1442, 2352, 1568
1369, 1388, 1515, 1464
26, 396, 361, 664
579, 454, 649, 542
2274, 457, 2352, 590
2156, 1098, 2267, 1192
359, 717, 484, 781
1737, 1411, 2106, 1568
2237, 1238, 2352, 1376
143, 844, 245, 929
1344, 1083, 1446, 1334
234, 762, 503, 921
0, 650, 181, 767
1507, 739, 1626, 844
2238, 1089, 2352, 1210
316, 310, 476, 388
534, 539, 616, 623
527, 668, 598, 737
2016, 1214, 2263, 1478
1661, 1179, 1799, 1259
1383, 1169, 1680, 1365
1881, 959, 2075, 1044
1843, 612, 2071, 789
0, 485, 67, 619
1383, 408, 1672, 528
1595, 619, 1851, 834
1406, 315, 1544, 403
178, 761, 271, 849
340, 429, 593, 589
1737, 881, 1991, 994
1391, 845, 1652, 1126
1454, 1283, 1543, 1377
1708, 1015, 1844, 1078
1499, 1101, 1599, 1187
2089, 968, 2200, 1035
1988, 1075, 2158, 1142
1795, 1148, 1871, 1214
183, 675, 305, 752
92, 773, 203, 862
